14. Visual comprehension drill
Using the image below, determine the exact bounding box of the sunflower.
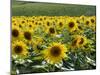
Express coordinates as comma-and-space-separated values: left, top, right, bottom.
12, 17, 18, 24
89, 16, 96, 31
20, 19, 27, 24
31, 19, 35, 24
44, 19, 52, 27
76, 25, 84, 33
17, 20, 27, 29
22, 28, 34, 44
43, 16, 47, 20
90, 16, 96, 24
12, 25, 21, 41
12, 40, 28, 58
32, 16, 36, 20
43, 43, 68, 64
80, 15, 86, 21
46, 26, 57, 36
84, 19, 91, 27
57, 19, 65, 29
37, 21, 44, 26
12, 20, 18, 26
66, 18, 78, 32
38, 16, 44, 21
71, 35, 87, 48
34, 21, 38, 26
18, 23, 23, 29
49, 27, 55, 34
27, 21, 36, 30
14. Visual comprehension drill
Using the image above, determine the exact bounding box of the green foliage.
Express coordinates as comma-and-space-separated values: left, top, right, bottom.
12, 0, 96, 16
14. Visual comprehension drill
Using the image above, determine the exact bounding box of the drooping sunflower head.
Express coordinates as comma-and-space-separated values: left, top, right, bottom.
66, 18, 78, 32
12, 40, 28, 58
43, 43, 68, 64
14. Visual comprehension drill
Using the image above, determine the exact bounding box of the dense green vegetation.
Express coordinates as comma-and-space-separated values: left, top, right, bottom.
12, 0, 96, 16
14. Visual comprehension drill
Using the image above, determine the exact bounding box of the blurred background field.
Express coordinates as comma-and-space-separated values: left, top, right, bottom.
12, 0, 96, 16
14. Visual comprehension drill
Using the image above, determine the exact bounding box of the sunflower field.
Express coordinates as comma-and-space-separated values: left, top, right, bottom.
11, 16, 96, 74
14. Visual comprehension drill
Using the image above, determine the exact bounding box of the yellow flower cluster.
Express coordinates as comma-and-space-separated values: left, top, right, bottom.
12, 16, 96, 64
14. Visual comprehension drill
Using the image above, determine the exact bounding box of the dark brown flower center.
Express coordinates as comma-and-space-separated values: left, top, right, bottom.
79, 38, 84, 44
24, 31, 31, 40
14, 23, 16, 26
59, 22, 63, 27
77, 20, 80, 24
78, 26, 83, 30
50, 46, 61, 57
40, 18, 42, 21
49, 28, 55, 34
35, 22, 38, 25
91, 19, 95, 23
32, 20, 34, 23
44, 17, 46, 20
82, 17, 84, 21
47, 22, 50, 26
12, 29, 19, 37
29, 25, 32, 27
22, 21, 25, 23
19, 24, 22, 28
39, 23, 41, 25
69, 22, 75, 28
27, 20, 28, 22
14, 45, 23, 54
72, 39, 77, 46
86, 21, 89, 25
